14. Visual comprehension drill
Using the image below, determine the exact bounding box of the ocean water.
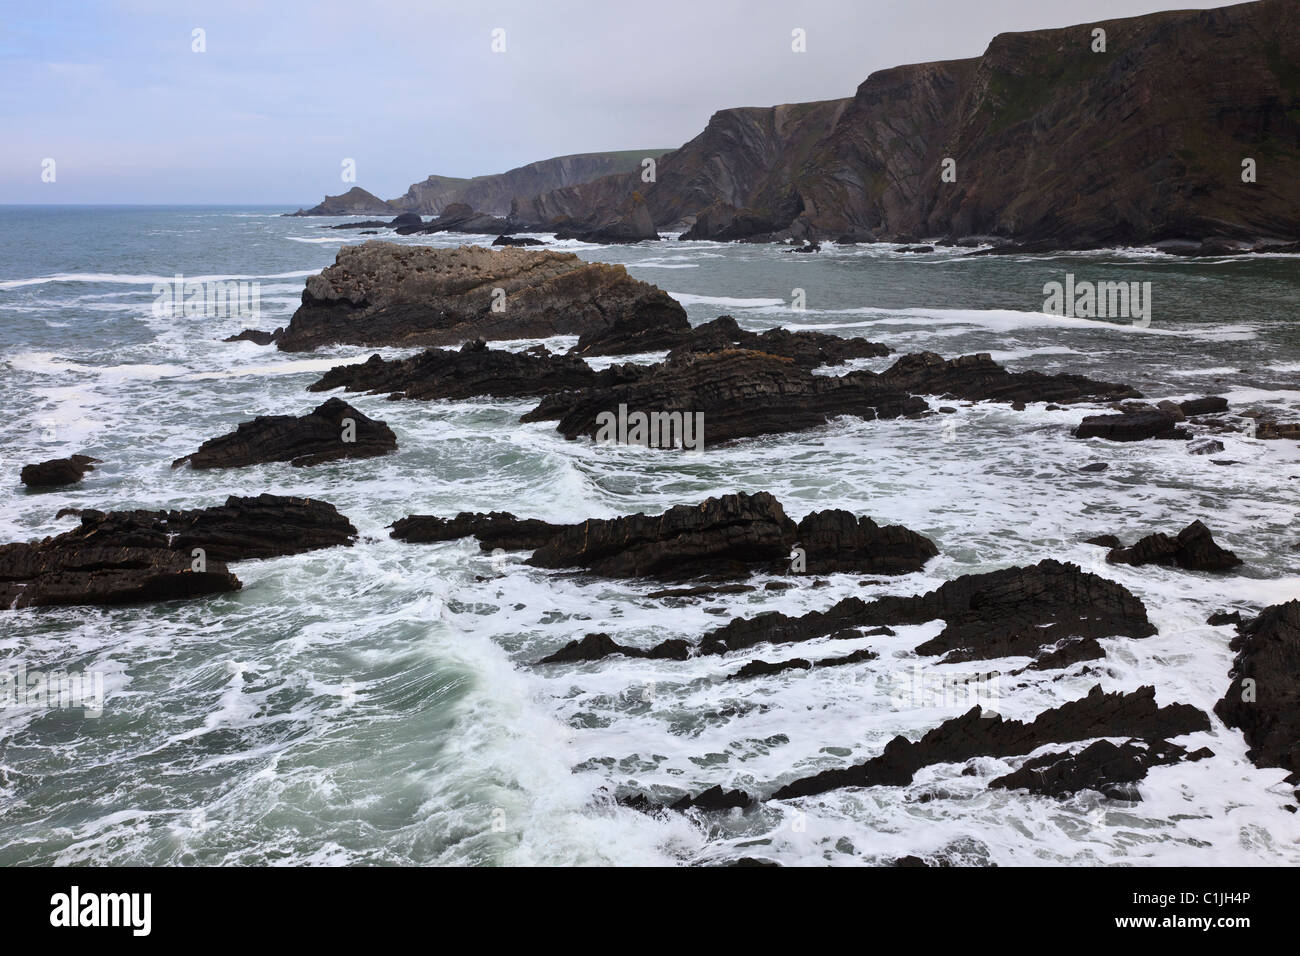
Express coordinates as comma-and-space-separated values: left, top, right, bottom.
1, 204, 1298, 866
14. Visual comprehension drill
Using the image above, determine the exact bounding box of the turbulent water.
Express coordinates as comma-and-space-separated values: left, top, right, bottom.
1, 205, 1298, 866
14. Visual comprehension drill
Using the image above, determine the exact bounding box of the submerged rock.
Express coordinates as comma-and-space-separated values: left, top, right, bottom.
989, 738, 1213, 800
173, 397, 397, 470
1107, 520, 1242, 571
20, 454, 101, 488
1214, 601, 1300, 782
274, 242, 686, 352
772, 685, 1210, 798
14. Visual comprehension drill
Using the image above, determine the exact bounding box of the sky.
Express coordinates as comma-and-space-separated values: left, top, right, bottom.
0, 0, 1249, 205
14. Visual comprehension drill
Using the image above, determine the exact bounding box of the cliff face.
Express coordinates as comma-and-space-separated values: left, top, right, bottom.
511, 0, 1300, 246
389, 150, 671, 215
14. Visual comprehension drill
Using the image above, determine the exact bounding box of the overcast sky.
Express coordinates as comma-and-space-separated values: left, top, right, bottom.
0, 0, 1246, 204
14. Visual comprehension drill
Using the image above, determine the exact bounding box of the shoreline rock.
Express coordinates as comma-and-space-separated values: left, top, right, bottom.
1106, 520, 1243, 571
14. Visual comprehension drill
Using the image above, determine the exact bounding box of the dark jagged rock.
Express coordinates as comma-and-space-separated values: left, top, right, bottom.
559, 559, 1152, 665
523, 349, 928, 446
276, 242, 687, 353
53, 494, 357, 562
527, 491, 797, 579
1085, 534, 1122, 549
173, 397, 397, 470
1026, 636, 1105, 671
537, 632, 692, 665
491, 235, 544, 247
524, 492, 936, 581
645, 583, 756, 600
1075, 410, 1189, 442
772, 685, 1210, 798
0, 542, 240, 610
308, 340, 645, 401
1215, 601, 1300, 781
793, 510, 938, 575
567, 308, 692, 357
701, 560, 1154, 661
729, 657, 812, 680
989, 738, 1213, 800
395, 203, 509, 235
1107, 520, 1242, 571
1079, 463, 1109, 473
895, 245, 934, 253
0, 496, 355, 608
728, 646, 877, 681
1207, 610, 1243, 627
661, 315, 890, 366
20, 454, 101, 488
389, 511, 570, 552
670, 785, 753, 811
223, 328, 281, 346
871, 352, 1139, 405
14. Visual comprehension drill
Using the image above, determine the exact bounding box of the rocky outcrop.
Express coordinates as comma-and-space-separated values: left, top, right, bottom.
272, 243, 687, 353
728, 646, 878, 681
492, 235, 544, 247
393, 203, 508, 236
989, 738, 1213, 800
288, 187, 396, 217
0, 494, 356, 610
20, 454, 100, 488
1074, 410, 1190, 442
522, 348, 927, 447
702, 559, 1154, 661
872, 352, 1139, 404
390, 511, 571, 552
570, 313, 891, 364
537, 559, 1149, 665
172, 397, 397, 469
1106, 520, 1243, 571
51, 494, 357, 562
554, 193, 659, 243
509, 1, 1300, 249
308, 340, 646, 401
1214, 601, 1300, 782
772, 685, 1210, 798
525, 493, 937, 580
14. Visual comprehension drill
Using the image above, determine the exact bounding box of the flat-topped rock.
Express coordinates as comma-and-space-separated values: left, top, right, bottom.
173, 397, 396, 470
270, 242, 687, 352
20, 454, 101, 488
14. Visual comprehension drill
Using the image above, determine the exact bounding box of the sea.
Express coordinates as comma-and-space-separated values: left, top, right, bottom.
0, 204, 1297, 865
